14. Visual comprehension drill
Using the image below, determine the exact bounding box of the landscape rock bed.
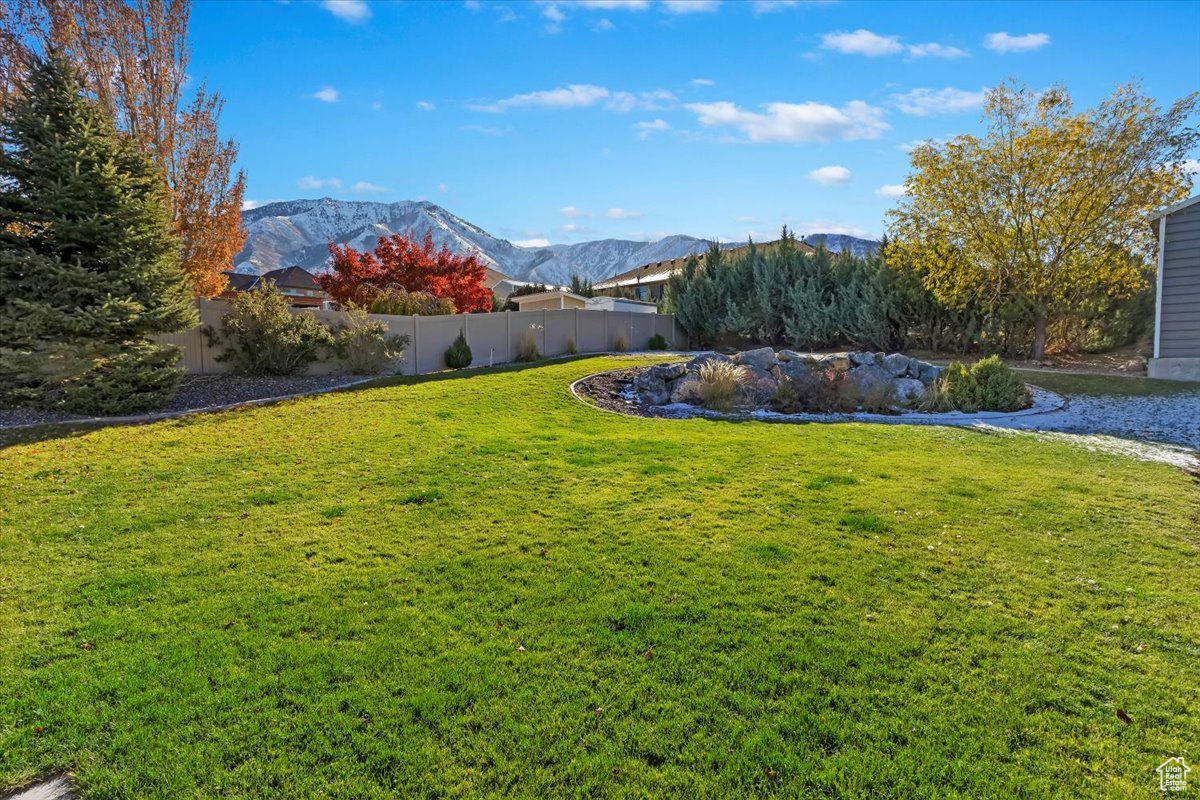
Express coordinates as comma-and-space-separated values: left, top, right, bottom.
631, 347, 950, 411
0, 373, 360, 430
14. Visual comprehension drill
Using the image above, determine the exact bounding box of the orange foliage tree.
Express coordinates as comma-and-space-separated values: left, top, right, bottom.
0, 0, 246, 299
322, 233, 493, 313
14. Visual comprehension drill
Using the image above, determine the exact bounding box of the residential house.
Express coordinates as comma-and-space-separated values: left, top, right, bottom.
1149, 195, 1200, 381
220, 266, 329, 308
512, 290, 589, 311
593, 239, 816, 302
585, 296, 659, 314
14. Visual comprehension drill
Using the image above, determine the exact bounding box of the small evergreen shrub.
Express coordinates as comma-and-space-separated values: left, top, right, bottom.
613, 333, 629, 353
944, 356, 1029, 412
697, 360, 744, 410
210, 284, 334, 376
24, 340, 185, 415
333, 306, 408, 375
515, 325, 541, 362
444, 329, 472, 369
647, 333, 669, 351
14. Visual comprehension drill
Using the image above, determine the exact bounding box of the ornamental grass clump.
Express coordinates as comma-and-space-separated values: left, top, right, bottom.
515, 325, 542, 362
697, 360, 744, 410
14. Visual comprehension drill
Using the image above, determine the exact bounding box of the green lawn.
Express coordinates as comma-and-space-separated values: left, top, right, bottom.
1, 356, 1197, 798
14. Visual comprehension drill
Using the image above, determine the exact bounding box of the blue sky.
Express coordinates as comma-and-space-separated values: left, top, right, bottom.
190, 0, 1200, 245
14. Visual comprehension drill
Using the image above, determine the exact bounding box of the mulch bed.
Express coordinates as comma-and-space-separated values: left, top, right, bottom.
0, 373, 361, 430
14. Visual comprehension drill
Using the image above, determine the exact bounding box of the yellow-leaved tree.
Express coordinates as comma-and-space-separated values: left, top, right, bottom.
888, 82, 1198, 360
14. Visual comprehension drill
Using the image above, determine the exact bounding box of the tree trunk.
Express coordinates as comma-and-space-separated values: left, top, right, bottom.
1031, 314, 1048, 362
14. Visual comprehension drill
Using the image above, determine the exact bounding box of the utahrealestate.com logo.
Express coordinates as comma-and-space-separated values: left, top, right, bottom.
1157, 757, 1190, 792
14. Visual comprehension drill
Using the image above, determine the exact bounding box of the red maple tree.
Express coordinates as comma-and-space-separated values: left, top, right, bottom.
320, 232, 492, 312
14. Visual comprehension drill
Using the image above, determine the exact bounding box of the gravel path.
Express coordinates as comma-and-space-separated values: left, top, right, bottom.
1003, 392, 1200, 451
0, 374, 363, 430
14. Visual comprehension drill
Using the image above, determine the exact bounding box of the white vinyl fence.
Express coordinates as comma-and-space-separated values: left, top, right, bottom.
153, 300, 687, 376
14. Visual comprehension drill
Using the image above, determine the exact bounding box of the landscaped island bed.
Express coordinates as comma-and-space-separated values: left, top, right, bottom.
1, 356, 1197, 797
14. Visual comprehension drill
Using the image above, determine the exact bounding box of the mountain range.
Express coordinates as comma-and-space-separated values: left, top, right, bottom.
236, 198, 880, 285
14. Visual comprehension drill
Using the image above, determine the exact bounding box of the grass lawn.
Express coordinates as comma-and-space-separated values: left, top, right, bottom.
1, 356, 1197, 798
1015, 369, 1200, 398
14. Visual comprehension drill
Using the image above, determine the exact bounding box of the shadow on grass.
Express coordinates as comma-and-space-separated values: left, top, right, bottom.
0, 354, 625, 450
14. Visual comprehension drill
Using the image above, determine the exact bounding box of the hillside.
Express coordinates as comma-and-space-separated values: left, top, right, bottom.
236, 198, 880, 284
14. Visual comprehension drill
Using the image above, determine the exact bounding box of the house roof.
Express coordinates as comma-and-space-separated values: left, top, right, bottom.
513, 290, 587, 304
223, 266, 324, 293
1150, 194, 1200, 226
594, 239, 816, 289
484, 266, 515, 289
586, 296, 659, 307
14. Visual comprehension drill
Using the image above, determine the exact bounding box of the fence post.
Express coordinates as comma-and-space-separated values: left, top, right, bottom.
542, 309, 548, 355
463, 311, 471, 366
604, 311, 609, 351
413, 314, 421, 374
506, 310, 512, 363
574, 308, 580, 351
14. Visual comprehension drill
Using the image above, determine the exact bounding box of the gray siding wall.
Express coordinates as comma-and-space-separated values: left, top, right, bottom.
1160, 202, 1200, 358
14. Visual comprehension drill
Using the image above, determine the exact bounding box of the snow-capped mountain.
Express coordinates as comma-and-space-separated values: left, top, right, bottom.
800, 234, 882, 258
236, 199, 880, 284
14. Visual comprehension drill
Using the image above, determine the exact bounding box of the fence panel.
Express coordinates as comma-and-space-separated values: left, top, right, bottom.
160, 300, 682, 375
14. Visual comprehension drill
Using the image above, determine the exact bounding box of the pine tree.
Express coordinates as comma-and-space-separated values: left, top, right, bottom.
0, 53, 197, 413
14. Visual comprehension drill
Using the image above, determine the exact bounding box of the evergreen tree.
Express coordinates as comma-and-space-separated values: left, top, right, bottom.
0, 53, 197, 413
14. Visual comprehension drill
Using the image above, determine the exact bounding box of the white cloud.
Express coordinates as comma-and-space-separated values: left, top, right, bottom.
470, 84, 610, 112
821, 29, 903, 57
437, 182, 448, 193
607, 89, 676, 112
242, 199, 264, 210
635, 118, 670, 138
808, 165, 851, 185
690, 78, 716, 87
312, 86, 339, 103
541, 2, 565, 32
983, 32, 1050, 53
461, 124, 506, 136
751, 0, 799, 13
560, 206, 590, 218
891, 87, 985, 116
685, 99, 889, 142
560, 222, 594, 234
321, 0, 371, 22
370, 101, 383, 111
735, 215, 759, 224
351, 181, 390, 194
1183, 158, 1200, 175
593, 18, 616, 31
416, 100, 436, 111
464, 0, 481, 9
578, 0, 649, 8
298, 176, 344, 191
907, 42, 969, 59
513, 238, 551, 248
662, 0, 721, 13
606, 208, 642, 219
783, 218, 877, 238
897, 137, 949, 152
875, 184, 908, 198
470, 84, 673, 114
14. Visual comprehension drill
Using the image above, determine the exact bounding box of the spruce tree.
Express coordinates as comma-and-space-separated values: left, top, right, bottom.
0, 53, 197, 413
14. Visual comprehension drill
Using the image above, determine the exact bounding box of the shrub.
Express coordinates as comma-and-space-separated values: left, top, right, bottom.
515, 325, 541, 362
444, 329, 472, 369
210, 284, 334, 376
364, 286, 455, 316
944, 356, 1029, 412
777, 369, 857, 414
613, 333, 629, 353
859, 382, 899, 414
697, 360, 744, 410
565, 336, 578, 355
647, 333, 669, 350
332, 306, 409, 375
24, 340, 185, 415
